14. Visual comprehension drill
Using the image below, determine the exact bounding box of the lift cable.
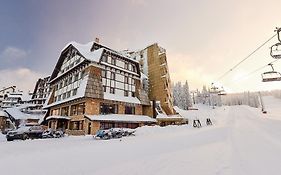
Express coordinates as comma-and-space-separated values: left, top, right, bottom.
243, 59, 280, 79
217, 33, 277, 81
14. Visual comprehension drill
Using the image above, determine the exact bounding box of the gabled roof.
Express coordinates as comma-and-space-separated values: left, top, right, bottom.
50, 41, 104, 81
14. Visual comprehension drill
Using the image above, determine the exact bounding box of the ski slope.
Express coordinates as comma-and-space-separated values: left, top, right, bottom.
0, 97, 281, 175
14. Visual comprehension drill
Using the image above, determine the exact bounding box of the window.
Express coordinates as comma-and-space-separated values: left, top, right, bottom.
100, 103, 118, 114
61, 106, 69, 116
110, 72, 115, 80
58, 95, 61, 101
132, 65, 136, 72
110, 87, 115, 94
125, 106, 135, 114
102, 55, 108, 62
101, 70, 106, 78
132, 92, 135, 97
70, 105, 77, 116
68, 76, 72, 84
59, 82, 63, 89
124, 62, 128, 69
131, 78, 135, 85
76, 57, 81, 64
111, 57, 116, 65
77, 103, 85, 115
124, 76, 129, 84
67, 91, 71, 98
103, 86, 106, 92
70, 62, 74, 69
73, 88, 78, 96
81, 71, 85, 79
74, 73, 79, 81
124, 90, 128, 97
62, 93, 66, 99
64, 79, 68, 87
54, 84, 58, 91
71, 121, 80, 130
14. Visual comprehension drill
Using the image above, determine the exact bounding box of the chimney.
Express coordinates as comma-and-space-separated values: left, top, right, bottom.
95, 37, 100, 43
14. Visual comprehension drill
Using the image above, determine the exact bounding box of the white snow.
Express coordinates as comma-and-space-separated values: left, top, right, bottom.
62, 41, 104, 63
4, 105, 45, 121
0, 133, 5, 142
1, 96, 281, 175
46, 115, 71, 120
85, 114, 156, 123
103, 92, 141, 104
0, 110, 7, 117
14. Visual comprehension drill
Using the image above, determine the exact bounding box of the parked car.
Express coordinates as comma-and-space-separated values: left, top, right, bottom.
94, 128, 135, 140
42, 129, 64, 139
6, 125, 44, 141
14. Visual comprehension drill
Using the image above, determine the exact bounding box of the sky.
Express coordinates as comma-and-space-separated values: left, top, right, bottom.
0, 0, 281, 93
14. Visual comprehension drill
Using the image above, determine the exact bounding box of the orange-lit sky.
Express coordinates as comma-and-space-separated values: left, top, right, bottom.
0, 0, 280, 93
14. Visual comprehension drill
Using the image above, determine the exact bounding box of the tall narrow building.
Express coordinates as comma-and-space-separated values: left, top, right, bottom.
30, 76, 50, 108
132, 43, 174, 115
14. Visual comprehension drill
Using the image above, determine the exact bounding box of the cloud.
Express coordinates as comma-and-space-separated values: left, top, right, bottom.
127, 0, 147, 6
1, 46, 28, 60
0, 68, 46, 93
167, 52, 215, 90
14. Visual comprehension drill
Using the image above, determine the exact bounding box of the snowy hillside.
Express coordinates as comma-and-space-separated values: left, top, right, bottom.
262, 96, 281, 119
0, 133, 5, 142
0, 100, 281, 175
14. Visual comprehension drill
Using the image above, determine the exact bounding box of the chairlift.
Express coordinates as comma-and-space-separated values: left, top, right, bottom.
218, 90, 227, 96
270, 43, 281, 59
261, 64, 281, 82
275, 27, 281, 43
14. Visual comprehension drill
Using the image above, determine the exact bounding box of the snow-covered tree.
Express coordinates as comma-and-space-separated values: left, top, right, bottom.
172, 81, 193, 110
182, 81, 192, 109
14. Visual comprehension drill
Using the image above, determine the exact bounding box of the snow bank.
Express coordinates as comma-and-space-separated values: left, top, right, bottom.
263, 96, 281, 120
0, 133, 6, 142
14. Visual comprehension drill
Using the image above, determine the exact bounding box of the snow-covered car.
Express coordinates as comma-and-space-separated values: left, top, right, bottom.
6, 125, 44, 141
94, 128, 135, 140
42, 129, 64, 138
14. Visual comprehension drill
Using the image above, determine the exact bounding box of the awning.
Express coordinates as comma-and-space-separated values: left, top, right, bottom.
85, 114, 156, 123
46, 115, 71, 121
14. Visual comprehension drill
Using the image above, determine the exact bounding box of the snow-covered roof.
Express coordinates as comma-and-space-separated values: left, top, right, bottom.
156, 114, 183, 119
85, 114, 156, 123
4, 105, 45, 122
103, 92, 141, 104
69, 41, 104, 63
7, 93, 22, 98
0, 110, 7, 117
21, 92, 32, 102
46, 115, 71, 120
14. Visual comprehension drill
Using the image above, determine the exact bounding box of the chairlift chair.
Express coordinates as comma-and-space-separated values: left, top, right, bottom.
276, 27, 281, 43
270, 43, 281, 59
261, 64, 281, 82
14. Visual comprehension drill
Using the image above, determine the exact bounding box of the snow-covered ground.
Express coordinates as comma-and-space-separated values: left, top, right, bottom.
1, 96, 281, 175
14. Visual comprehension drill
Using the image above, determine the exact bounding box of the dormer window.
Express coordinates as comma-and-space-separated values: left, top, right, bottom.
124, 62, 128, 69
132, 65, 136, 72
102, 55, 108, 62
111, 57, 116, 65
